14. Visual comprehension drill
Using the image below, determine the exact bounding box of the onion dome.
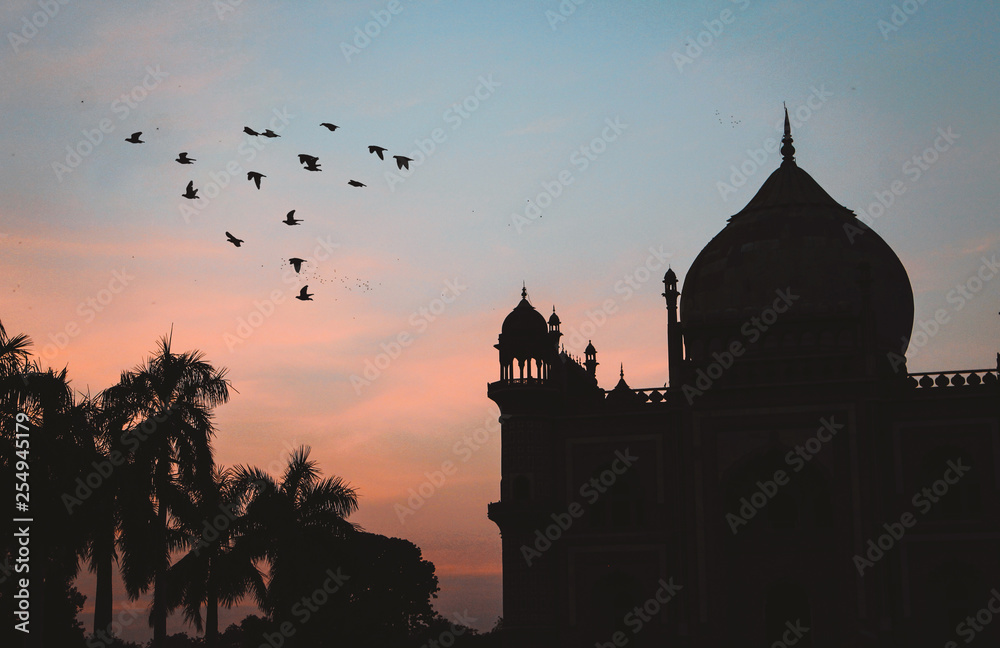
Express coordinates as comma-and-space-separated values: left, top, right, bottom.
680, 108, 914, 364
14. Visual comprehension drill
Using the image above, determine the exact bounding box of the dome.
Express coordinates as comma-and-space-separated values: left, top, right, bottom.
680, 116, 914, 359
502, 287, 548, 337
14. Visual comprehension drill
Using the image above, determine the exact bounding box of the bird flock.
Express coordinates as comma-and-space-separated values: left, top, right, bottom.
124, 124, 403, 302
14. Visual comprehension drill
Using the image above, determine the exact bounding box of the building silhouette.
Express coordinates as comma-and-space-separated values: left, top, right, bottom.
487, 112, 1000, 647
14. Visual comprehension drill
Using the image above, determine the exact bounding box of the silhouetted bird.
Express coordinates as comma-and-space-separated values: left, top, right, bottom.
182, 181, 198, 199
320, 123, 339, 131
176, 152, 195, 164
283, 210, 302, 225
225, 232, 243, 247
289, 258, 306, 273
295, 285, 313, 301
368, 146, 387, 160
348, 180, 366, 187
393, 155, 413, 170
262, 129, 280, 138
247, 172, 265, 189
298, 154, 321, 171
244, 127, 260, 136
125, 132, 143, 143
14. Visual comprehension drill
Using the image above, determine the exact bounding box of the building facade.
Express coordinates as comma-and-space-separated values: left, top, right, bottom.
487, 115, 1000, 647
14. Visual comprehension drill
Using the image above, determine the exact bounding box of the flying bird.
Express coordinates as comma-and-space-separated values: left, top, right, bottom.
244, 127, 260, 136
262, 129, 280, 138
175, 152, 195, 164
348, 180, 366, 187
247, 172, 265, 189
320, 123, 339, 131
295, 285, 313, 301
393, 155, 413, 170
289, 258, 306, 273
298, 154, 321, 171
125, 132, 143, 143
283, 210, 302, 225
225, 232, 243, 247
182, 181, 198, 199
368, 145, 387, 160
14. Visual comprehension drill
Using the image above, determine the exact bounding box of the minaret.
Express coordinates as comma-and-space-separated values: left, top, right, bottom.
584, 341, 598, 378
662, 267, 683, 387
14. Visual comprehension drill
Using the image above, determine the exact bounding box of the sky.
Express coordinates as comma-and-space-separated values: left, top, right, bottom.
2, 0, 999, 639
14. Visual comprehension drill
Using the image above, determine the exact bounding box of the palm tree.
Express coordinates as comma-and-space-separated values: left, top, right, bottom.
234, 446, 359, 622
0, 322, 98, 647
164, 467, 266, 648
100, 330, 231, 647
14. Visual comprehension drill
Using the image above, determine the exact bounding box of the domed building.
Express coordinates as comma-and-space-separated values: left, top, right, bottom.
487, 112, 999, 648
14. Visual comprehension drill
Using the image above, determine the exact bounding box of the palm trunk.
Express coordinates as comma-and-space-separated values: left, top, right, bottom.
93, 516, 113, 635
152, 487, 168, 647
206, 581, 219, 648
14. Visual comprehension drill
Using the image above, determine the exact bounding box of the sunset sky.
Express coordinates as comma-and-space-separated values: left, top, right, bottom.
2, 0, 999, 639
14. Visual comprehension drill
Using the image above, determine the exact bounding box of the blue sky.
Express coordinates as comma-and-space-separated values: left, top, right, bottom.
2, 0, 999, 639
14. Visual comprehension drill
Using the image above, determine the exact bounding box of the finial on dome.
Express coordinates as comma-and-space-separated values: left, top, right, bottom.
620, 363, 624, 379
521, 282, 527, 300
781, 102, 795, 165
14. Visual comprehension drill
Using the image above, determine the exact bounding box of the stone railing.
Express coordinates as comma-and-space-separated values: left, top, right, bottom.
907, 369, 997, 389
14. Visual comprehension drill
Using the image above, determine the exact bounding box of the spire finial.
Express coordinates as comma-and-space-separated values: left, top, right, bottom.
781, 102, 795, 164
620, 363, 624, 379
521, 282, 527, 300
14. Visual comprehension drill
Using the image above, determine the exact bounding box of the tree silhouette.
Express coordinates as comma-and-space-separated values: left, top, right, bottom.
100, 331, 231, 647
233, 446, 358, 626
163, 467, 266, 648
